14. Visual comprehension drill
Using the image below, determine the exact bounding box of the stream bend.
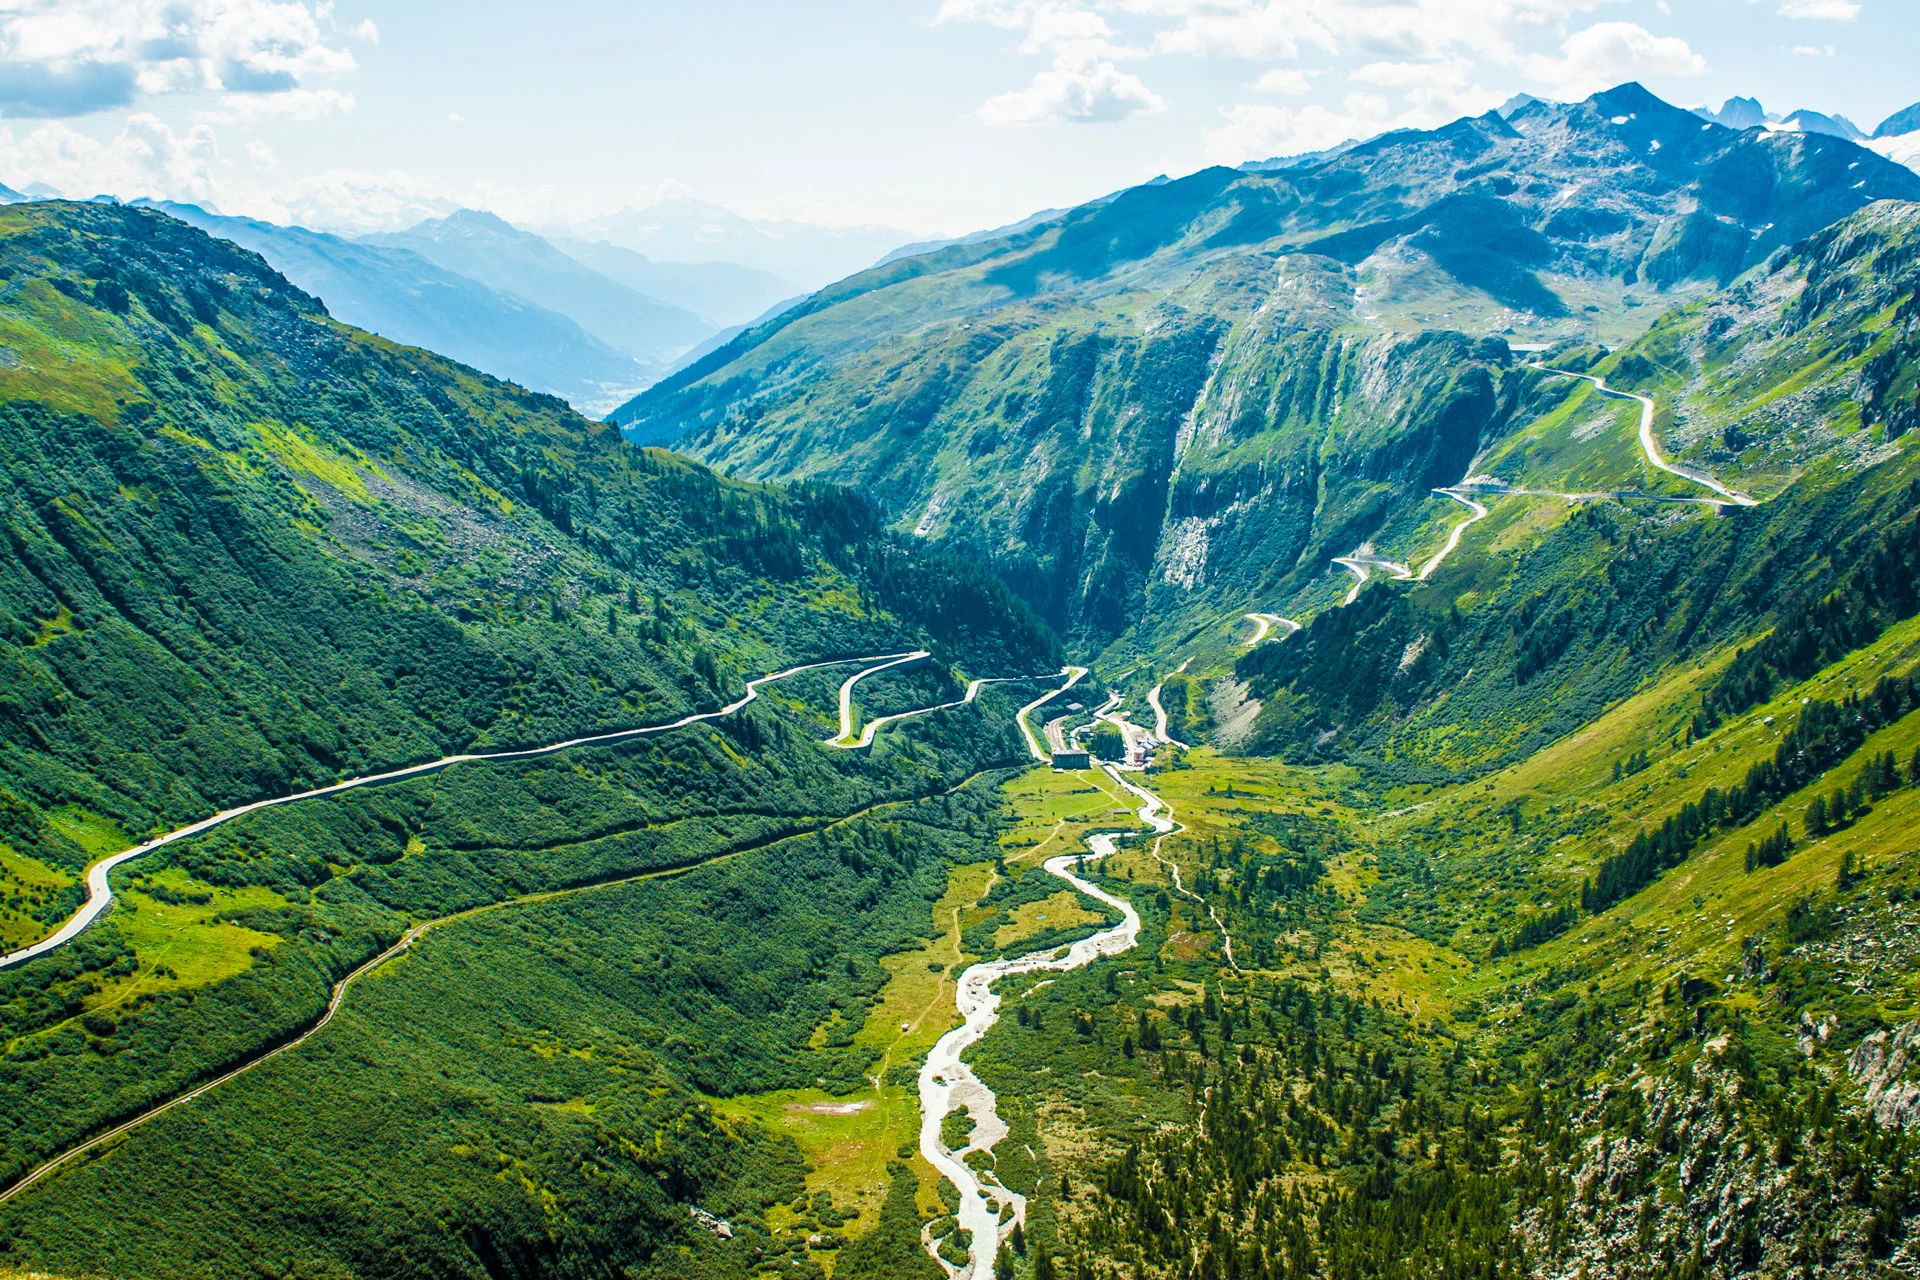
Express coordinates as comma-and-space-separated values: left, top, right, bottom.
917, 758, 1175, 1279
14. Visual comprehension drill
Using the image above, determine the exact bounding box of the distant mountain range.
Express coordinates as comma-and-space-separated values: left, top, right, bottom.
537, 198, 914, 292
1692, 95, 1920, 144
624, 82, 1920, 648
363, 210, 715, 359
9, 90, 1913, 426
545, 237, 798, 328
145, 201, 660, 417
1878, 102, 1920, 140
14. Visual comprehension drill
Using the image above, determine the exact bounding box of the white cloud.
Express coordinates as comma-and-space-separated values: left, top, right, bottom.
0, 0, 358, 118
1790, 43, 1836, 56
1020, 7, 1140, 56
942, 2, 1710, 152
934, 0, 1048, 27
979, 52, 1167, 124
447, 111, 465, 123
1205, 57, 1505, 165
1124, 0, 1623, 65
1777, 0, 1860, 19
1252, 68, 1311, 95
273, 168, 465, 231
1350, 58, 1505, 119
0, 113, 222, 203
1204, 92, 1391, 164
351, 18, 379, 43
245, 137, 274, 167
1151, 2, 1333, 59
1523, 21, 1705, 98
198, 87, 354, 122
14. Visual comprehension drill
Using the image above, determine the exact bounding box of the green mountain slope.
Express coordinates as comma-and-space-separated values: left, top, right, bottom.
1232, 199, 1920, 771
0, 201, 1061, 1279
9, 86, 1920, 1280
621, 84, 1920, 656
367, 210, 718, 360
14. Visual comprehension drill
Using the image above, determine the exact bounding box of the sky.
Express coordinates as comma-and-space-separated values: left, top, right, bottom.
0, 0, 1913, 241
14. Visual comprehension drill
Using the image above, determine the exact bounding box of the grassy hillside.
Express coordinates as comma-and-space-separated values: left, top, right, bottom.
6, 94, 1920, 1279
0, 201, 1064, 1278
622, 86, 1917, 662
1230, 200, 1920, 771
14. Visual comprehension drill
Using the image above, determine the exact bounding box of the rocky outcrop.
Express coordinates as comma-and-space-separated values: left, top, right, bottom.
1848, 1021, 1920, 1127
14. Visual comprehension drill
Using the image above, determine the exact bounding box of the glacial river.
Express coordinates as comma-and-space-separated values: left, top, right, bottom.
915, 765, 1174, 1279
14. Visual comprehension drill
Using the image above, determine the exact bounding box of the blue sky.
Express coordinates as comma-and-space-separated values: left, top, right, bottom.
0, 0, 1913, 239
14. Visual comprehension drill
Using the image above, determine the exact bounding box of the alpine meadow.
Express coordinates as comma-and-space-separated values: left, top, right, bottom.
5, 6, 1920, 1280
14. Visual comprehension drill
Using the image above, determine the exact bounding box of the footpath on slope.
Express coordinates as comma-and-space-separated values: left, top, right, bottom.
0, 658, 1077, 1208
1, 651, 929, 971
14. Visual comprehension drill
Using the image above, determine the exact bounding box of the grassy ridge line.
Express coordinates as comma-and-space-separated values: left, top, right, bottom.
0, 764, 1030, 1210
0, 651, 927, 972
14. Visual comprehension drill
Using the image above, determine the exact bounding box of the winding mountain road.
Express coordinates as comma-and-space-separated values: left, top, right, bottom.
1536, 365, 1758, 508
0, 783, 1000, 1207
1331, 554, 1413, 605
1, 652, 927, 972
1014, 667, 1088, 760
1417, 489, 1491, 581
1241, 612, 1300, 646
828, 670, 1055, 751
829, 651, 933, 745
1306, 368, 1754, 617
1147, 664, 1189, 751
0, 664, 1085, 1208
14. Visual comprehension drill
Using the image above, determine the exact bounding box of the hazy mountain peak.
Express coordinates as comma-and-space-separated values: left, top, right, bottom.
430, 207, 521, 234
365, 210, 715, 361
1697, 94, 1769, 130
538, 198, 916, 290
141, 197, 657, 416
1778, 107, 1865, 141
1876, 102, 1920, 139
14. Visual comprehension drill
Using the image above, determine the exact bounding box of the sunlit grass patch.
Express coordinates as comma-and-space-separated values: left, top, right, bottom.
249, 419, 378, 504
46, 806, 130, 861
994, 889, 1106, 950
0, 842, 72, 951
97, 868, 288, 1005
711, 1084, 926, 1238
997, 766, 1136, 867
715, 857, 1001, 1242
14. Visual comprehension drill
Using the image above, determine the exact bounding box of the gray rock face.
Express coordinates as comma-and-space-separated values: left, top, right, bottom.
1847, 1022, 1920, 1126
